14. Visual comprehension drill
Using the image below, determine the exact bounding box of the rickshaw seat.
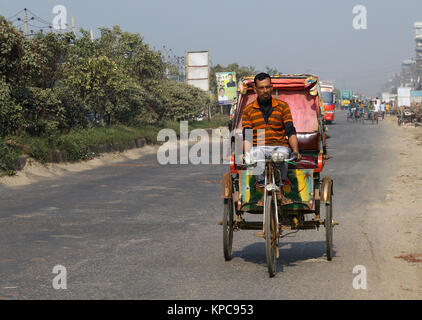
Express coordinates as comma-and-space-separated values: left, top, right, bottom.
289, 132, 320, 169
290, 155, 318, 169
297, 132, 319, 151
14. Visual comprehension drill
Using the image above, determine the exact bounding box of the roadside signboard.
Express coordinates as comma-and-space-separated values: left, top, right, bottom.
186, 51, 209, 92
398, 87, 411, 107
411, 90, 422, 103
216, 72, 237, 105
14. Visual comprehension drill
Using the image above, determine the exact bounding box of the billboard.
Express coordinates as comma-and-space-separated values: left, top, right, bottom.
216, 72, 237, 105
411, 90, 422, 103
186, 51, 209, 92
398, 87, 411, 107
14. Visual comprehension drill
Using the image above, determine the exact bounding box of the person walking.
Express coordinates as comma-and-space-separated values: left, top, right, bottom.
380, 101, 386, 120
374, 98, 381, 123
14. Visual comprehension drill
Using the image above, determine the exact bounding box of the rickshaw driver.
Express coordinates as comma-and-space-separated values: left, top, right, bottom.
242, 73, 302, 206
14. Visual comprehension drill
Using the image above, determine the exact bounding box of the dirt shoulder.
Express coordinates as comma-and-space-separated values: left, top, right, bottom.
367, 115, 422, 298
0, 145, 160, 188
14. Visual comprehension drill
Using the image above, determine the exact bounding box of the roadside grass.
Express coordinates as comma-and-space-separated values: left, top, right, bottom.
0, 115, 229, 175
164, 113, 229, 135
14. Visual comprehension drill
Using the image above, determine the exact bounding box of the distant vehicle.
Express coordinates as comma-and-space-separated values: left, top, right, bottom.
321, 83, 335, 124
340, 90, 353, 110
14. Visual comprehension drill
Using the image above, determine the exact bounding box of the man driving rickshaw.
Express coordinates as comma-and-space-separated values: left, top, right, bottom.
242, 73, 302, 206
221, 73, 336, 277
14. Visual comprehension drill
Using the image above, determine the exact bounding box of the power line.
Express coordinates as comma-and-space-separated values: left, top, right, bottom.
8, 8, 75, 37
6, 8, 25, 20
28, 23, 53, 29
26, 8, 53, 26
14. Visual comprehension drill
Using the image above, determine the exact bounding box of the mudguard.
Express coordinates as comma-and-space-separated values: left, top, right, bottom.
320, 176, 333, 204
222, 173, 233, 199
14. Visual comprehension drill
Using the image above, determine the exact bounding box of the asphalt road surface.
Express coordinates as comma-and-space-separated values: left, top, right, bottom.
0, 111, 420, 299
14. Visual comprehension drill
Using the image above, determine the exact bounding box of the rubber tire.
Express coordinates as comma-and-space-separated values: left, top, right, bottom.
325, 200, 333, 261
265, 194, 277, 277
223, 198, 234, 261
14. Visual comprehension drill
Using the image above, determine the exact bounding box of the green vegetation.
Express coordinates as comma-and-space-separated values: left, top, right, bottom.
0, 17, 229, 175
1, 114, 229, 175
0, 139, 21, 176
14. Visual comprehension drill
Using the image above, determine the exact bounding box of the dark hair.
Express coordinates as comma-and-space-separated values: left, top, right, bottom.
219, 87, 225, 92
254, 72, 271, 85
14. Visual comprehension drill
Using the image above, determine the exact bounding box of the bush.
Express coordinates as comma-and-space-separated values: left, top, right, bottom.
0, 139, 21, 174
0, 77, 24, 136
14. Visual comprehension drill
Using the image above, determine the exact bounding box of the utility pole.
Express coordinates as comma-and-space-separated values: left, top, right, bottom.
71, 16, 76, 36
24, 8, 29, 37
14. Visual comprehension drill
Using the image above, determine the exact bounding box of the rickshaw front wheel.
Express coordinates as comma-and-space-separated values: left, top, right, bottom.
325, 199, 333, 261
223, 198, 234, 261
265, 194, 277, 277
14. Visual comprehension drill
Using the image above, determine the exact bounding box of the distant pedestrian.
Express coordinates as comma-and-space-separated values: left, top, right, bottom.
380, 101, 386, 120
374, 98, 380, 121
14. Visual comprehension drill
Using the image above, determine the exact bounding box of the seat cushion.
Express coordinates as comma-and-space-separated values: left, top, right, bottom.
288, 155, 318, 169
297, 132, 319, 151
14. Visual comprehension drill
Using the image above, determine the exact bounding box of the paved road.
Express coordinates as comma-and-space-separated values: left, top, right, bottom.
0, 111, 419, 299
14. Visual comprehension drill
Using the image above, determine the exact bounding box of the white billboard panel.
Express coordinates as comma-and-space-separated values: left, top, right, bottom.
187, 79, 209, 92
186, 51, 209, 92
186, 67, 209, 80
187, 51, 209, 66
398, 87, 411, 107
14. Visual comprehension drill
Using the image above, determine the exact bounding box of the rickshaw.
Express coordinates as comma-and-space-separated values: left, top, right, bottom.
346, 102, 361, 123
222, 75, 337, 277
361, 106, 376, 124
346, 106, 356, 122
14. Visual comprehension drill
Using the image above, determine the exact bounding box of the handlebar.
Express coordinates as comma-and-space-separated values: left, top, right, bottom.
241, 152, 298, 168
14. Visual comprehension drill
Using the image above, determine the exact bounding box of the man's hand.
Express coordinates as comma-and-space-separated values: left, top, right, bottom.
288, 134, 302, 161
292, 151, 302, 161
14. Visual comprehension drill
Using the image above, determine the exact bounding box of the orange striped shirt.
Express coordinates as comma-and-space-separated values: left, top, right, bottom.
242, 98, 293, 147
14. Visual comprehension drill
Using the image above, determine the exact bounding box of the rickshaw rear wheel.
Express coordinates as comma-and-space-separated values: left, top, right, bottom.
325, 198, 333, 261
223, 198, 234, 261
265, 194, 277, 277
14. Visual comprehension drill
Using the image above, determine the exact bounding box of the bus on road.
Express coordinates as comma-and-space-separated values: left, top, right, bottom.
321, 82, 335, 124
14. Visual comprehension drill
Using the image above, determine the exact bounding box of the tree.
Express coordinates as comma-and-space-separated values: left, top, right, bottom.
0, 17, 25, 86
0, 76, 23, 136
265, 66, 282, 76
96, 26, 165, 82
63, 55, 124, 126
26, 32, 74, 89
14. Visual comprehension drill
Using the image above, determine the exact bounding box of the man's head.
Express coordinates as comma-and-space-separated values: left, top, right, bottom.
228, 74, 233, 81
254, 73, 272, 102
219, 87, 225, 97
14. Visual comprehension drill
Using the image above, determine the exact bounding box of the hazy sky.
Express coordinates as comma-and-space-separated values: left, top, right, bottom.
2, 0, 422, 95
